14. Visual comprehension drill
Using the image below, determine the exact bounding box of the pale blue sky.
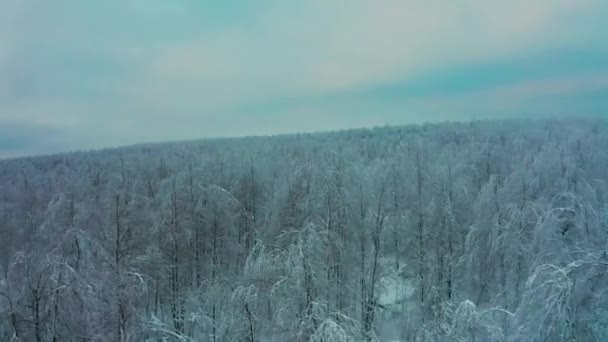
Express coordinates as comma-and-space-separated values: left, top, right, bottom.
0, 0, 607, 158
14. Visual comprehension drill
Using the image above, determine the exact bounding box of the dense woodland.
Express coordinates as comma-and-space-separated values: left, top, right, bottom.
1, 118, 607, 341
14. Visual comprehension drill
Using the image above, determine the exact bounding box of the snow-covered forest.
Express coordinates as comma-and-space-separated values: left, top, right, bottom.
1, 118, 607, 341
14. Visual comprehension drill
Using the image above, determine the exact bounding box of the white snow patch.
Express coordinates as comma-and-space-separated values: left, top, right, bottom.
377, 273, 415, 307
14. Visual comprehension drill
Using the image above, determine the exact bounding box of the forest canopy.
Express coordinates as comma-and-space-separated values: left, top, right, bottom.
1, 118, 607, 341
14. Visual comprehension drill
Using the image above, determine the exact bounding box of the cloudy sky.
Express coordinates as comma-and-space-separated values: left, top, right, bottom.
1, 0, 607, 158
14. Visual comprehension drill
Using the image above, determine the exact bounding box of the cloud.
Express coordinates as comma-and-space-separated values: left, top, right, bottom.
223, 72, 608, 133
0, 0, 607, 156
0, 119, 71, 159
114, 0, 608, 123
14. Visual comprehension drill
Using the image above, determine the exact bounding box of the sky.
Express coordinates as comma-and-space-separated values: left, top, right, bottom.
1, 0, 607, 158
